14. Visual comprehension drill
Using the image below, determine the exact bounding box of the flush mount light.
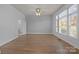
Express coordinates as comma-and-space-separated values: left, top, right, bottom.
35, 8, 41, 16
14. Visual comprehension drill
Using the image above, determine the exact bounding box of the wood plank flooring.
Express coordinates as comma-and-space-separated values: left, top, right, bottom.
0, 34, 78, 54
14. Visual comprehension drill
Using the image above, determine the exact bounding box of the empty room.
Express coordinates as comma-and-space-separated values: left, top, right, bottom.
0, 4, 79, 54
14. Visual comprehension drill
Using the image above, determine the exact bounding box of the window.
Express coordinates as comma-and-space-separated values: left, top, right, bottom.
59, 10, 67, 18
56, 16, 59, 32
69, 5, 77, 14
59, 10, 67, 34
69, 5, 78, 38
56, 5, 78, 38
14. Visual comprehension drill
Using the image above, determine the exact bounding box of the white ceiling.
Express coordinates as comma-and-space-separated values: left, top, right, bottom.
12, 4, 63, 16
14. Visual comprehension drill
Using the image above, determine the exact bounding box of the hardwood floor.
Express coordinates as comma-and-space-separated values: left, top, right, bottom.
0, 34, 78, 54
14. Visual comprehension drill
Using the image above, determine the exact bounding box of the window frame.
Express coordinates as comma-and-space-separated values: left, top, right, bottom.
55, 4, 78, 39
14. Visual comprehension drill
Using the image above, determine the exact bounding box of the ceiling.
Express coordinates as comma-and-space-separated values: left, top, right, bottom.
12, 4, 63, 16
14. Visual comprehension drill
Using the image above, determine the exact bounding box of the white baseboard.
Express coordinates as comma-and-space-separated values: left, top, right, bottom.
52, 32, 79, 49
0, 33, 27, 47
0, 36, 18, 47
26, 33, 52, 34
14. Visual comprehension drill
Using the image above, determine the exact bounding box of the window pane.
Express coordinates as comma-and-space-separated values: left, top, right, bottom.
56, 20, 59, 32
59, 10, 67, 18
56, 16, 59, 32
59, 17, 67, 34
69, 13, 77, 38
69, 5, 77, 14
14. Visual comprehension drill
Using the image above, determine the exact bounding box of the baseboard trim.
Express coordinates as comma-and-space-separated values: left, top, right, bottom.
26, 33, 53, 35
52, 33, 79, 49
0, 36, 18, 47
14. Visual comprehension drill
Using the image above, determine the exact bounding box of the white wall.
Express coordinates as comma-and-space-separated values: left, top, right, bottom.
0, 5, 26, 46
26, 15, 52, 34
52, 5, 79, 48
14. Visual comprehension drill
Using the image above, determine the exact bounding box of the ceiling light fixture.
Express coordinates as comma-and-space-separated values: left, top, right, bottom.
35, 8, 41, 16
